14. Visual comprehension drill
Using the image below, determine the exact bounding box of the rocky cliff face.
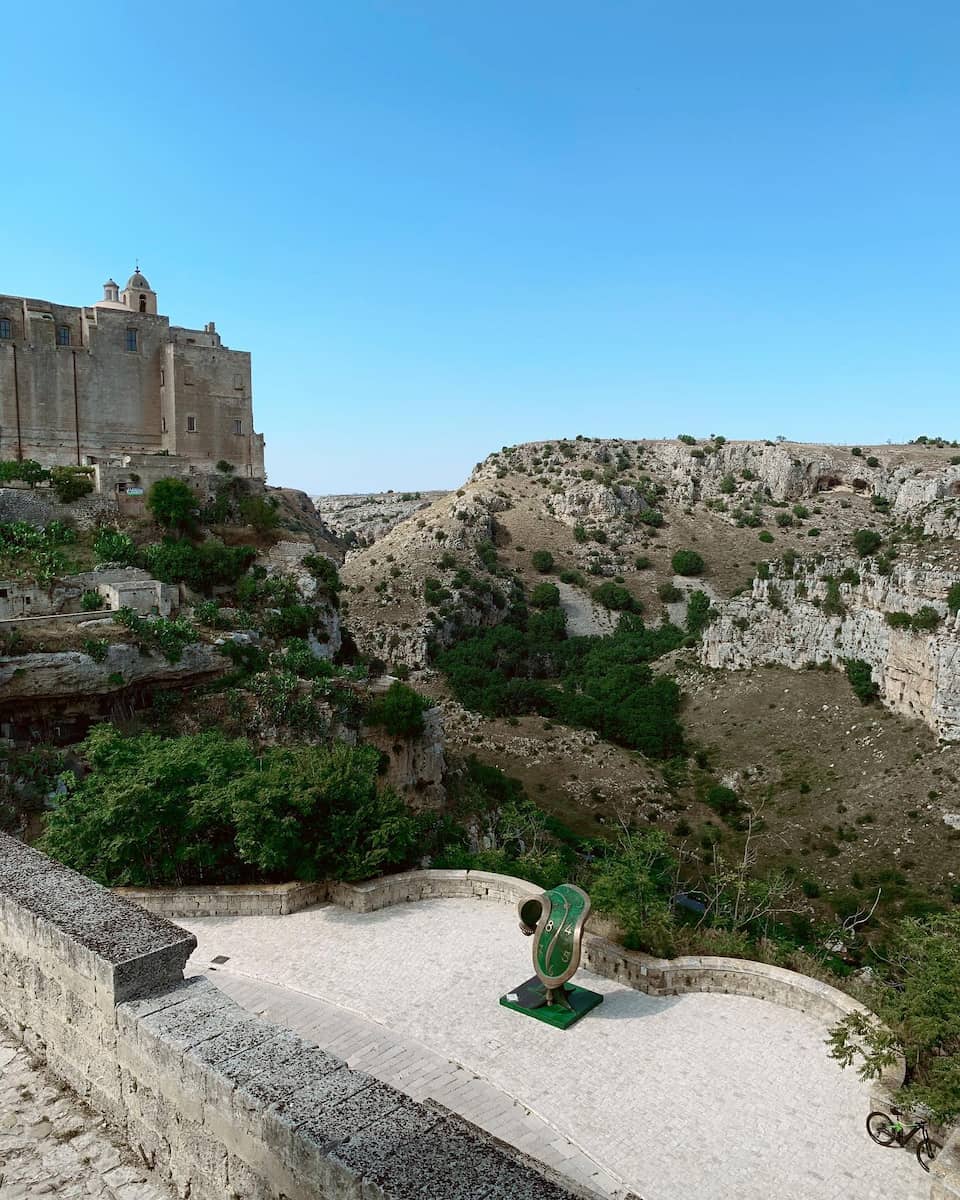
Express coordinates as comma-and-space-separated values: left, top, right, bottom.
701, 558, 960, 741
0, 641, 229, 705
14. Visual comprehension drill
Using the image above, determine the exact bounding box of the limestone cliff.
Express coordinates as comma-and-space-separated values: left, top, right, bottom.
701, 558, 960, 740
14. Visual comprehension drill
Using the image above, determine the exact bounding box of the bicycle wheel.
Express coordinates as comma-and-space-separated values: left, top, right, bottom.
866, 1111, 899, 1146
917, 1136, 942, 1172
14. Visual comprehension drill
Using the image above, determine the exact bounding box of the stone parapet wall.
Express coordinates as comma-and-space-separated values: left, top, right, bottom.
117, 880, 328, 918
0, 836, 580, 1199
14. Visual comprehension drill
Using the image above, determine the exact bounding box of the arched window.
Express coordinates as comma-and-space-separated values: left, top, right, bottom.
139, 295, 147, 313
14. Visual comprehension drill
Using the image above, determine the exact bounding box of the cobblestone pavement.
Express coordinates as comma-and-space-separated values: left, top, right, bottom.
181, 899, 928, 1200
0, 1033, 172, 1200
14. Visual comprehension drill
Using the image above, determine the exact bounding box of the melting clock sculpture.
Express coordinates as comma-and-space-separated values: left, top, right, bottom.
499, 883, 603, 1029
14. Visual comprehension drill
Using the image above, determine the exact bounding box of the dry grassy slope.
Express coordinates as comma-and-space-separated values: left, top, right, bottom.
419, 658, 960, 914
340, 435, 960, 668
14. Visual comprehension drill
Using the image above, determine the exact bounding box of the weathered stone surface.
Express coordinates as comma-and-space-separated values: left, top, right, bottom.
700, 557, 960, 740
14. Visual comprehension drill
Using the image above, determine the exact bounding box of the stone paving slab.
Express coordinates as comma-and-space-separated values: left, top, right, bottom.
196, 969, 625, 1197
0, 1031, 173, 1200
181, 899, 929, 1200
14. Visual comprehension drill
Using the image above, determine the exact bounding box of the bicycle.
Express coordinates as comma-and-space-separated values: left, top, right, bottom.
866, 1109, 943, 1172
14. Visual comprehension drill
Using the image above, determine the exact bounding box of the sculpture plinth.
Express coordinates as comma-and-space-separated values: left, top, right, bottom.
499, 883, 603, 1029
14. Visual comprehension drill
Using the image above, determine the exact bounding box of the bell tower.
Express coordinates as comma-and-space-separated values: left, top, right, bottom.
120, 264, 157, 315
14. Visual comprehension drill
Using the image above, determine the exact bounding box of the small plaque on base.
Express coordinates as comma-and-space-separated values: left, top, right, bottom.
500, 976, 603, 1029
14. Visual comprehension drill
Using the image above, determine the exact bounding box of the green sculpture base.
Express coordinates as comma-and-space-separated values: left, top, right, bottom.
500, 976, 603, 1029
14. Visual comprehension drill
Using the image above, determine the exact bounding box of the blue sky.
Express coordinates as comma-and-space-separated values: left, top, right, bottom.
2, 3, 958, 492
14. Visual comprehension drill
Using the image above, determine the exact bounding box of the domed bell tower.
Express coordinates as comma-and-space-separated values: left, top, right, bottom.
120, 265, 157, 315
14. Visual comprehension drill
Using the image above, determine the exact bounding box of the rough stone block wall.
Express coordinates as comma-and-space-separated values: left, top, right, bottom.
0, 836, 579, 1199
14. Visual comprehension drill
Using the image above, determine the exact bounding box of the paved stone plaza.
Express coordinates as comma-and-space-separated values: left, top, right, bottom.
0, 1033, 172, 1200
181, 898, 927, 1200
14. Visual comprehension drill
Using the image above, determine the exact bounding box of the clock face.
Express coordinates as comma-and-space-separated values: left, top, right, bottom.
532, 884, 590, 988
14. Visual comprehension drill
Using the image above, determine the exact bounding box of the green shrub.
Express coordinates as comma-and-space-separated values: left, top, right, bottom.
719, 474, 736, 495
93, 528, 137, 565
634, 555, 651, 570
948, 583, 960, 615
80, 589, 103, 612
82, 639, 109, 663
793, 504, 810, 519
678, 434, 697, 445
216, 459, 235, 474
531, 550, 554, 573
112, 608, 200, 664
301, 554, 341, 596
758, 531, 774, 543
0, 459, 49, 487
866, 456, 879, 468
844, 658, 878, 704
685, 591, 711, 637
140, 540, 256, 592
573, 525, 588, 543
658, 582, 682, 603
50, 466, 94, 503
671, 549, 704, 576
851, 446, 863, 457
774, 512, 793, 528
239, 494, 280, 533
852, 528, 883, 557
530, 582, 561, 609
40, 727, 421, 887
146, 478, 198, 532
366, 681, 432, 738
886, 607, 942, 633
592, 582, 638, 612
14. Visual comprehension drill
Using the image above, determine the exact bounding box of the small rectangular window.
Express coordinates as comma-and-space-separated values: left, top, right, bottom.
0, 589, 7, 599
125, 328, 138, 352
56, 325, 70, 346
233, 419, 243, 435
160, 369, 165, 386
184, 367, 194, 386
186, 415, 197, 432
161, 416, 167, 433
0, 318, 11, 339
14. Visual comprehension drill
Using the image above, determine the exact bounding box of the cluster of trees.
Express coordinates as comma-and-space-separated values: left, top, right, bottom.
41, 726, 425, 887
0, 460, 94, 502
437, 604, 686, 758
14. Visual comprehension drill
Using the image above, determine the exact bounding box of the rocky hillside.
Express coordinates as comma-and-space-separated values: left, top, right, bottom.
313, 490, 449, 547
340, 435, 960, 740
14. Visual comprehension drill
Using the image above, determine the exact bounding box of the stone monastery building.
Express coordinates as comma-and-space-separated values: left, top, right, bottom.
0, 269, 265, 479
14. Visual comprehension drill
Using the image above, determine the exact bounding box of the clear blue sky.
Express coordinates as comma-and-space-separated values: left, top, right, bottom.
2, 3, 958, 492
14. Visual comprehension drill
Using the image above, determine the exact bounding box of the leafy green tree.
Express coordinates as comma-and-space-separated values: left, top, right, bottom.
828, 914, 960, 1121
366, 680, 432, 738
531, 549, 554, 573
671, 549, 705, 576
147, 478, 199, 533
40, 727, 421, 887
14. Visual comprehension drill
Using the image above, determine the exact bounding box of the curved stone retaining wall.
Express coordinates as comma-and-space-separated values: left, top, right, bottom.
115, 866, 960, 1195
0, 837, 583, 1200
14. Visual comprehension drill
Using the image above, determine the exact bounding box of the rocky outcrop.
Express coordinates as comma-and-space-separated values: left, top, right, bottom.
259, 539, 342, 659
0, 641, 228, 705
701, 558, 960, 740
362, 702, 446, 809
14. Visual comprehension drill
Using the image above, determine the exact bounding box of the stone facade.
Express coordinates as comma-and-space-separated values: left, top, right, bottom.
0, 270, 265, 479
